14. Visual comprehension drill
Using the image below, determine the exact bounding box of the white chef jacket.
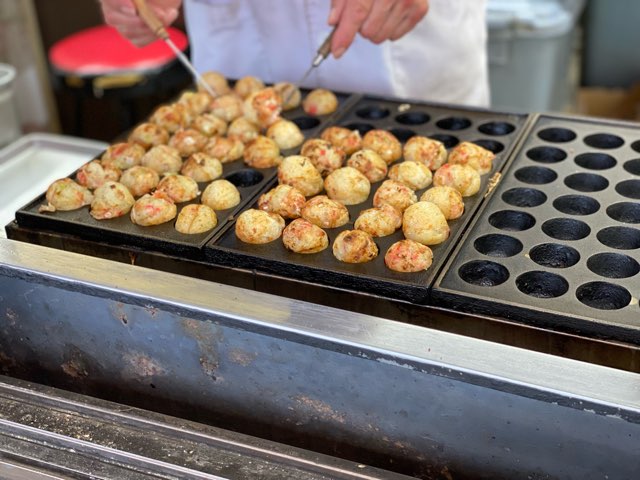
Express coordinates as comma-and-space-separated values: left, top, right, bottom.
183, 0, 489, 107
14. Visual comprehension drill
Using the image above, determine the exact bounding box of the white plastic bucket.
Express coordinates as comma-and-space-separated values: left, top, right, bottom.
0, 63, 21, 148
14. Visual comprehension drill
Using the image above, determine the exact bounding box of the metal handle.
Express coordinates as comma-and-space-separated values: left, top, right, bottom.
132, 0, 169, 39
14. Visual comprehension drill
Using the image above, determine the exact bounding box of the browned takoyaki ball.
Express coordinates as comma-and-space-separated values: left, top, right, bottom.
324, 166, 371, 205
201, 179, 241, 210
128, 122, 170, 149
234, 75, 265, 99
273, 82, 301, 111
300, 139, 346, 177
301, 195, 349, 229
433, 164, 481, 197
178, 90, 212, 117
403, 136, 448, 171
354, 203, 402, 237
101, 142, 145, 170
203, 136, 244, 164
168, 128, 208, 157
191, 113, 228, 137
420, 186, 464, 220
243, 135, 282, 169
388, 161, 433, 190
175, 204, 218, 234
198, 71, 231, 96
373, 179, 417, 212
347, 149, 388, 183
266, 119, 305, 150
243, 87, 283, 128
181, 152, 223, 183
156, 174, 200, 203
302, 88, 338, 116
39, 178, 93, 213
385, 239, 434, 273
130, 191, 177, 226
150, 104, 189, 133
141, 145, 183, 175
447, 141, 495, 175
402, 201, 450, 246
321, 126, 362, 156
90, 181, 135, 220
227, 117, 260, 144
235, 209, 285, 244
257, 184, 306, 219
282, 218, 329, 254
119, 166, 160, 198
75, 160, 120, 190
209, 94, 244, 122
332, 230, 378, 264
361, 129, 402, 164
277, 155, 324, 197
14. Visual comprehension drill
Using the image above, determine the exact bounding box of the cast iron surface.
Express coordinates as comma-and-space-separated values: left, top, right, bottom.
205, 96, 529, 303
434, 114, 640, 343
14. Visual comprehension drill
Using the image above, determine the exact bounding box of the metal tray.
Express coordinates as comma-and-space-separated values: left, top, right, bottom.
433, 114, 640, 343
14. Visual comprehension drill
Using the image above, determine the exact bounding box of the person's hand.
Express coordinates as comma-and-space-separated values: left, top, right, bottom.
328, 0, 429, 58
99, 0, 181, 46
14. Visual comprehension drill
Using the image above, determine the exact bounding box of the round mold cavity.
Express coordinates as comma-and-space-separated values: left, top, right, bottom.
478, 121, 515, 136
516, 271, 569, 299
395, 111, 430, 125
292, 116, 320, 130
390, 127, 417, 143
343, 122, 375, 135
553, 195, 600, 216
537, 127, 577, 143
587, 253, 640, 279
542, 218, 590, 241
624, 159, 640, 176
225, 168, 263, 187
502, 188, 547, 208
356, 105, 390, 120
514, 166, 557, 185
429, 134, 458, 149
583, 133, 624, 149
472, 139, 504, 154
436, 116, 472, 131
474, 234, 523, 258
564, 173, 609, 192
632, 140, 640, 153
458, 260, 509, 287
607, 202, 640, 224
615, 179, 640, 200
577, 282, 631, 310
575, 152, 616, 170
489, 210, 536, 231
529, 243, 580, 269
526, 146, 567, 163
597, 226, 640, 250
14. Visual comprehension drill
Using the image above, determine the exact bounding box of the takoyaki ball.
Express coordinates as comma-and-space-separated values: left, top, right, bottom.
150, 104, 188, 133
39, 178, 93, 213
244, 135, 282, 169
300, 139, 346, 177
257, 184, 306, 219
90, 181, 135, 220
156, 174, 200, 203
227, 117, 260, 144
101, 142, 145, 170
385, 239, 433, 273
273, 82, 301, 111
141, 145, 182, 174
128, 122, 170, 149
191, 113, 228, 137
420, 186, 464, 220
277, 155, 324, 197
203, 136, 244, 164
181, 152, 223, 182
243, 87, 283, 128
373, 179, 417, 212
210, 94, 244, 122
324, 167, 371, 205
266, 119, 304, 150
168, 128, 208, 157
347, 149, 388, 183
198, 71, 231, 96
354, 204, 402, 237
402, 201, 450, 246
75, 160, 121, 190
301, 195, 349, 229
433, 163, 481, 197
403, 136, 448, 171
361, 129, 402, 164
234, 75, 265, 99
235, 209, 285, 244
201, 179, 241, 210
332, 230, 378, 264
119, 166, 160, 197
302, 88, 338, 116
321, 126, 362, 156
388, 161, 433, 190
175, 204, 218, 234
282, 218, 329, 254
448, 141, 495, 175
178, 90, 213, 117
130, 191, 177, 226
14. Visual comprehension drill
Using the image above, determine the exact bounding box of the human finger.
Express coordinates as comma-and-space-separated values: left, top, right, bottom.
330, 0, 374, 58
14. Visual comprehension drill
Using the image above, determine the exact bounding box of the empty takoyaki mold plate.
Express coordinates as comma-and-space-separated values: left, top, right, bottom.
433, 114, 640, 344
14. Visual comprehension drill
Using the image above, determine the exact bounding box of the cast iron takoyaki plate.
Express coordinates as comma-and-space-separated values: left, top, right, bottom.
433, 114, 640, 344
204, 96, 530, 303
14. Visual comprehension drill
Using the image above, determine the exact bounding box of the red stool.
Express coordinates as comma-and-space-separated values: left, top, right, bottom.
49, 25, 191, 138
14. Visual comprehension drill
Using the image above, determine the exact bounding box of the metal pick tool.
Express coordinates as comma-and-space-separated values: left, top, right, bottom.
132, 0, 218, 98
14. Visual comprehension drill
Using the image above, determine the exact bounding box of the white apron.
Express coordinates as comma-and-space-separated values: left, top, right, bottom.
184, 0, 489, 106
